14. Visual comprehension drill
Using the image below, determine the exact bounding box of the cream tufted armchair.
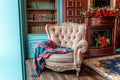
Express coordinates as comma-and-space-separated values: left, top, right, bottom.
45, 22, 88, 76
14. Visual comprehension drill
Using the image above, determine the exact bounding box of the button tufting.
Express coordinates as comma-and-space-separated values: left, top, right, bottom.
74, 36, 76, 39
56, 35, 58, 37
62, 36, 64, 38
60, 30, 62, 33
52, 28, 55, 31
65, 42, 67, 44
68, 36, 71, 39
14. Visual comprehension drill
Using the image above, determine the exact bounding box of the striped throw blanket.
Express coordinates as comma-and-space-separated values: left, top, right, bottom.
33, 39, 72, 77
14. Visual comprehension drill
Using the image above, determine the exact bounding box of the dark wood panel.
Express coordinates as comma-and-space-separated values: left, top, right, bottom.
116, 0, 120, 48
66, 18, 75, 22
75, 9, 81, 17
67, 0, 74, 8
75, 0, 82, 8
85, 17, 116, 58
67, 9, 74, 17
88, 48, 115, 57
62, 0, 88, 23
75, 18, 82, 23
116, 0, 120, 9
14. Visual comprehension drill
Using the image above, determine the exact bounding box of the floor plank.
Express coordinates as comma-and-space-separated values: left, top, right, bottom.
26, 59, 106, 80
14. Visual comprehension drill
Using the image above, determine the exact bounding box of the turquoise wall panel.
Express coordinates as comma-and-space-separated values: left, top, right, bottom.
27, 34, 48, 58
116, 48, 120, 52
58, 0, 62, 24
0, 0, 23, 80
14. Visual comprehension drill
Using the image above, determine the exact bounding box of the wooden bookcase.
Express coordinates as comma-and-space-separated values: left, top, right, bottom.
26, 0, 58, 34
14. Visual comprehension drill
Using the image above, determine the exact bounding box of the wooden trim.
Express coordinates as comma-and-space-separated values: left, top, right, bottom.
18, 0, 26, 80
62, 0, 66, 22
27, 8, 57, 11
110, 0, 116, 8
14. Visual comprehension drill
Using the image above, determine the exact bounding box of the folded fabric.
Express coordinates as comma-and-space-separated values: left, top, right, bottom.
32, 39, 72, 77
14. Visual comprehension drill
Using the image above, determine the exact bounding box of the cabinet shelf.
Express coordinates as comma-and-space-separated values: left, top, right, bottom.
26, 0, 58, 34
27, 20, 57, 23
90, 24, 115, 27
27, 8, 57, 11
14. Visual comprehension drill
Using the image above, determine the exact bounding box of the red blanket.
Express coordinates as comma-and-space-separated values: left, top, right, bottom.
33, 39, 72, 77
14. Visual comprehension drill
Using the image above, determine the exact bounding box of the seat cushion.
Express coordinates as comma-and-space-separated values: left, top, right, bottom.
45, 52, 73, 63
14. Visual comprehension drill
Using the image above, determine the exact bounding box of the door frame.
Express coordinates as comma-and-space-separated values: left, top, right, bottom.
18, 0, 27, 80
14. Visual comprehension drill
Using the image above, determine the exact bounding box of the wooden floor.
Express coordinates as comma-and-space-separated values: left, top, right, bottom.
26, 59, 106, 80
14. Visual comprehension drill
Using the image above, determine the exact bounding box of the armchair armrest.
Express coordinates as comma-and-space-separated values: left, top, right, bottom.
73, 40, 88, 65
76, 40, 88, 53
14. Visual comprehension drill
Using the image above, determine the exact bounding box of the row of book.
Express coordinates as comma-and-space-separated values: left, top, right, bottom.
27, 14, 57, 21
27, 2, 55, 9
28, 25, 46, 33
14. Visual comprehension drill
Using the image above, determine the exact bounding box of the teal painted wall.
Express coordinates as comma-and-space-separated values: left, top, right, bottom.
0, 0, 23, 80
27, 34, 48, 58
58, 0, 62, 24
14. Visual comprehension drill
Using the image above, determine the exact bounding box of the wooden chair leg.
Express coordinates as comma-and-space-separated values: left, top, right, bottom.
76, 68, 80, 76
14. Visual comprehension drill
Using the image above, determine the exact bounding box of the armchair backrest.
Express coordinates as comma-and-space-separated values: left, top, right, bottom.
45, 22, 86, 49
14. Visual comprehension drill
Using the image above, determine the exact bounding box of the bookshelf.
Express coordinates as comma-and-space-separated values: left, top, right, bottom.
26, 0, 58, 34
